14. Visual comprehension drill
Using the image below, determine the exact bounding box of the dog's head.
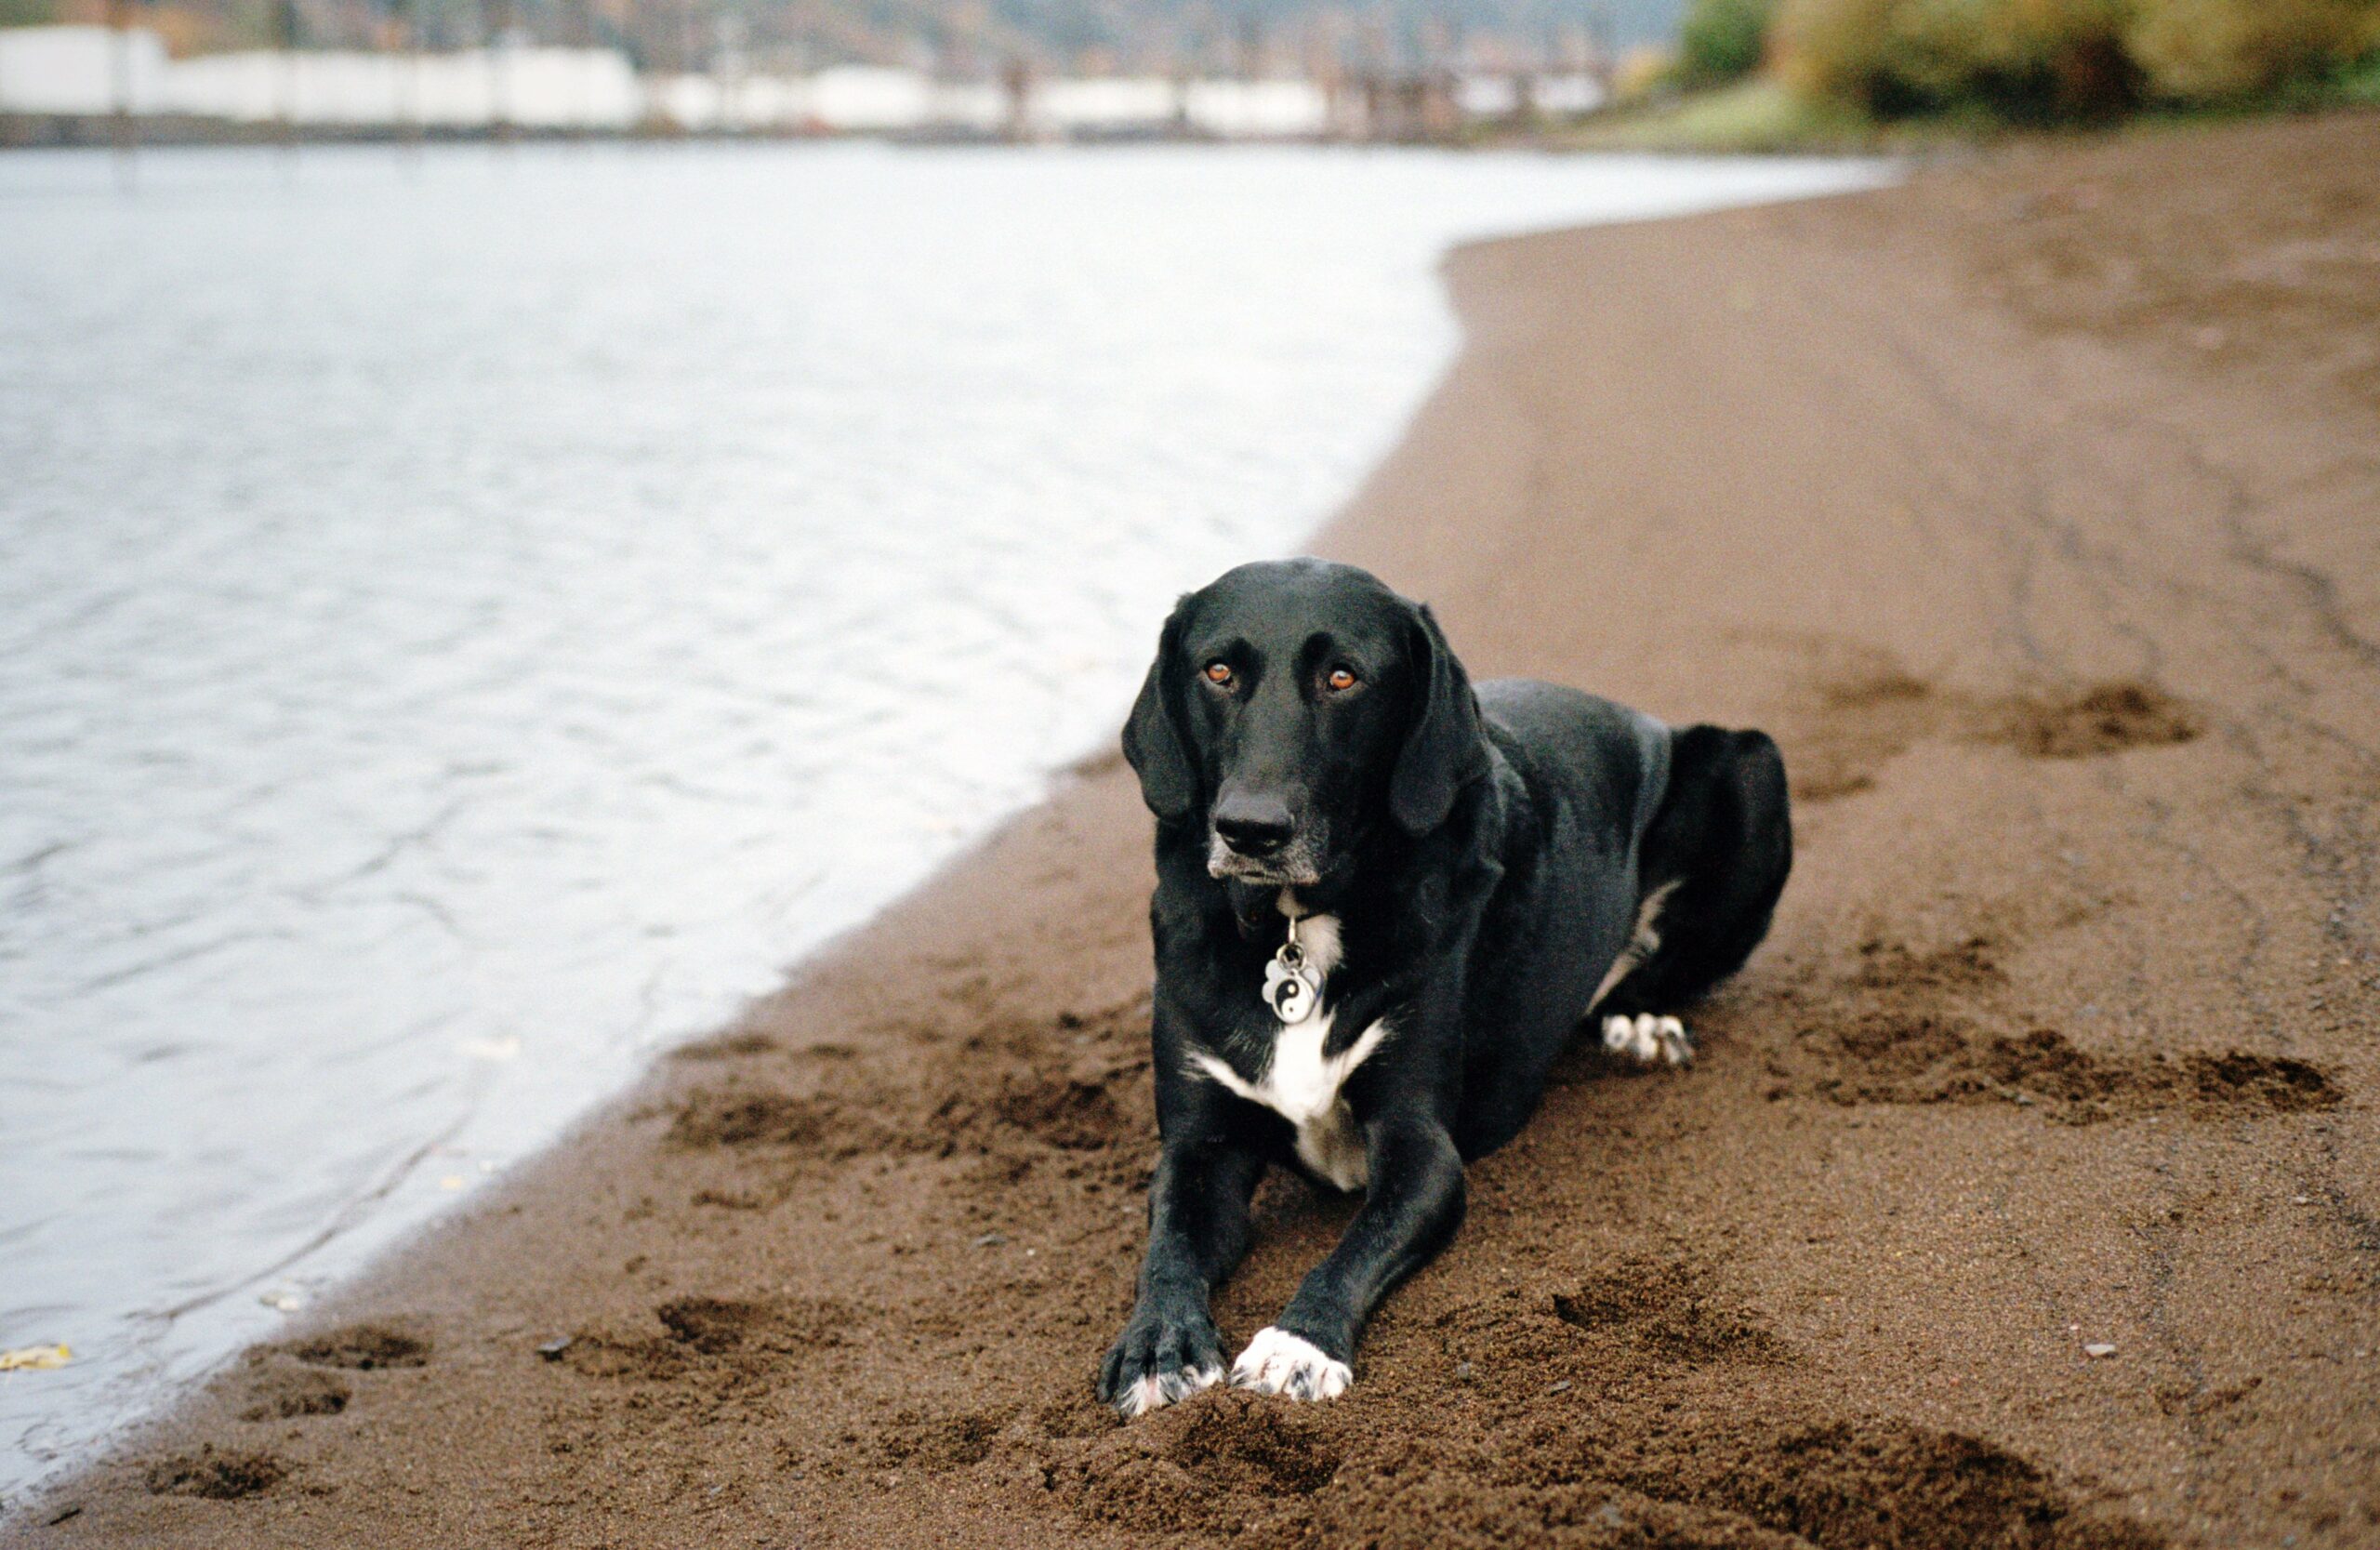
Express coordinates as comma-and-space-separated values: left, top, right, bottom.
1121, 559, 1488, 885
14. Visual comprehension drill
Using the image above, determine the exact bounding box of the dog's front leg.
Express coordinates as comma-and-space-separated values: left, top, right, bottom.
1232, 1112, 1465, 1400
1098, 1133, 1265, 1417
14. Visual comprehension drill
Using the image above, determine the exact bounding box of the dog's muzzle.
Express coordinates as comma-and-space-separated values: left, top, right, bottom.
1206, 829, 1327, 886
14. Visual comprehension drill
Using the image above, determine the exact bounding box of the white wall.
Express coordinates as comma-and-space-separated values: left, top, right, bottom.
805, 65, 931, 131
0, 27, 1364, 139
0, 30, 640, 127
1531, 73, 1609, 116
0, 25, 169, 114
1181, 80, 1330, 139
929, 80, 1007, 134
1032, 75, 1179, 133
1456, 73, 1612, 119
163, 48, 638, 127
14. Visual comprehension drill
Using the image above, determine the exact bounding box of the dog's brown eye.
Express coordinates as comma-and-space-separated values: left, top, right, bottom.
1326, 667, 1359, 692
1203, 661, 1234, 687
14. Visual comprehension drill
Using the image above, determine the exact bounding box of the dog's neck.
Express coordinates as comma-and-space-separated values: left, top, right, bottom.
1224, 879, 1340, 939
1223, 881, 1280, 939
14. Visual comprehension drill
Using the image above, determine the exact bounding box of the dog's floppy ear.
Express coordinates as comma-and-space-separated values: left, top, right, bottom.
1390, 602, 1489, 835
1121, 594, 1200, 823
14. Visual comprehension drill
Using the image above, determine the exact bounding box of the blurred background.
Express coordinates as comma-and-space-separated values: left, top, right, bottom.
1, 0, 2373, 143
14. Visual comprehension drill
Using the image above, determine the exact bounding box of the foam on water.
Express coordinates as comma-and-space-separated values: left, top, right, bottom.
0, 140, 1891, 1497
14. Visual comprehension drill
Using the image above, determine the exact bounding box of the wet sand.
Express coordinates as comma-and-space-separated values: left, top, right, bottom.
16, 111, 2379, 1547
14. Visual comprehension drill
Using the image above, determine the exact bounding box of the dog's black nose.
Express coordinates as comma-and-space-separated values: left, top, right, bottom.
1214, 794, 1294, 857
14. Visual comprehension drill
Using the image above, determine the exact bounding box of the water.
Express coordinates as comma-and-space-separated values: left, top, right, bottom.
0, 140, 1890, 1501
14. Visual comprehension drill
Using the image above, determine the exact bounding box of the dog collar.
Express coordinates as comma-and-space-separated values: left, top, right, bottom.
1263, 905, 1323, 1025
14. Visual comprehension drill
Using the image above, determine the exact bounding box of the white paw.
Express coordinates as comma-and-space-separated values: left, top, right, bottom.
1229, 1327, 1352, 1402
1117, 1361, 1224, 1418
1601, 1013, 1693, 1067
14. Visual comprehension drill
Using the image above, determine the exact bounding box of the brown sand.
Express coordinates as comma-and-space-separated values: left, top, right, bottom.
16, 112, 2380, 1548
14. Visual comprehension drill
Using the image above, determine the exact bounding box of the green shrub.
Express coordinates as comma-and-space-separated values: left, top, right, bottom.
1778, 0, 2135, 119
2125, 0, 2378, 100
1679, 0, 1778, 86
1775, 0, 1896, 101
2333, 46, 2380, 104
1779, 0, 2380, 115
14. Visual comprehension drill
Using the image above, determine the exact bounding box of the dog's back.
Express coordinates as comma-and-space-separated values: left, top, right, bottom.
1476, 679, 1674, 861
1453, 678, 1791, 1155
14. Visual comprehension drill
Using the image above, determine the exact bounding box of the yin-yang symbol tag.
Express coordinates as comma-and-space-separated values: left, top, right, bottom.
1263, 936, 1321, 1024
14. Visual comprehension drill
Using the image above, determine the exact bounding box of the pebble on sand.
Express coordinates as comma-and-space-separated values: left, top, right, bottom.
2083, 1343, 2118, 1358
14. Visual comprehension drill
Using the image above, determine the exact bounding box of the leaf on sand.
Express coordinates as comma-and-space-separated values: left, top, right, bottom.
0, 1345, 71, 1371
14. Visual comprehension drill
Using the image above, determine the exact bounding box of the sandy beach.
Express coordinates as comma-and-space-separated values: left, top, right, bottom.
15, 110, 2378, 1548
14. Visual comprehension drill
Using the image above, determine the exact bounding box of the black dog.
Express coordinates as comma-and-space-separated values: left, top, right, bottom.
1096, 559, 1792, 1415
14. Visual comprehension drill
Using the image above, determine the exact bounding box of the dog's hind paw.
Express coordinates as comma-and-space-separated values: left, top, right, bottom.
1602, 1013, 1693, 1067
1229, 1327, 1352, 1402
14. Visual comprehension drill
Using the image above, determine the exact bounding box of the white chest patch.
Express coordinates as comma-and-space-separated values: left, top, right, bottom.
1188, 912, 1389, 1192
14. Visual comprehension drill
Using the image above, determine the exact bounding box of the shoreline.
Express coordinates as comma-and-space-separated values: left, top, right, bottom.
0, 144, 1888, 1514
14, 109, 2379, 1549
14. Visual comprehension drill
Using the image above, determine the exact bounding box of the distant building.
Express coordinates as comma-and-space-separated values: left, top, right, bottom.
0, 22, 1594, 140
0, 25, 168, 115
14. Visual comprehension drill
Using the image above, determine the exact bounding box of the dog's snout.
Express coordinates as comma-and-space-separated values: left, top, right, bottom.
1214, 793, 1295, 857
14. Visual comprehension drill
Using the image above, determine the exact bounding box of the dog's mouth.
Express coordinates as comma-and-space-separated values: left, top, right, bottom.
1205, 831, 1326, 887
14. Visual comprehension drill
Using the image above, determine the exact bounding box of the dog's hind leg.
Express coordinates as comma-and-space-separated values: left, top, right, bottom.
1600, 1009, 1696, 1066
1593, 725, 1792, 1047
1591, 882, 1695, 1065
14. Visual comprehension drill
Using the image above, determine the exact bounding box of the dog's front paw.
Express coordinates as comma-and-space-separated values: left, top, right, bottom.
1602, 1012, 1693, 1067
1229, 1326, 1352, 1402
1098, 1303, 1227, 1418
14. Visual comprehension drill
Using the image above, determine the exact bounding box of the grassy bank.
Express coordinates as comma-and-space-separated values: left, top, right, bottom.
1540, 78, 1938, 152
1514, 56, 2380, 154
1523, 0, 2380, 154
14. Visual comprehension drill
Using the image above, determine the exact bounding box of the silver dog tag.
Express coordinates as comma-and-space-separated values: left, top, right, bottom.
1263, 943, 1320, 1025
